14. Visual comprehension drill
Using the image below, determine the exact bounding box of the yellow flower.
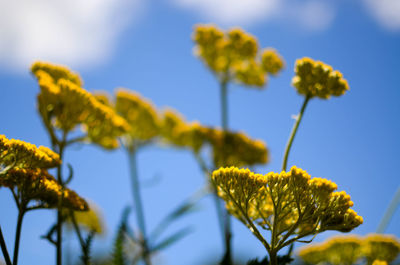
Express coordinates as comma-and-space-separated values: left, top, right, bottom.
65, 201, 105, 234
299, 234, 400, 265
363, 234, 400, 264
211, 166, 363, 252
298, 235, 363, 265
1, 168, 88, 211
115, 88, 160, 143
31, 61, 82, 87
31, 61, 130, 149
193, 24, 284, 88
206, 128, 268, 168
0, 135, 61, 169
292, 57, 349, 99
233, 60, 266, 88
261, 48, 285, 75
84, 96, 131, 150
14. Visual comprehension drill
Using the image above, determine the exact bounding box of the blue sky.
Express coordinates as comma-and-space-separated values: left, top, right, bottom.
1, 0, 400, 264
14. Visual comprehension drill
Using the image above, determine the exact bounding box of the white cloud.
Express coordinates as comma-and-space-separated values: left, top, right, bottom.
0, 0, 141, 72
284, 1, 336, 31
172, 0, 336, 30
363, 0, 400, 30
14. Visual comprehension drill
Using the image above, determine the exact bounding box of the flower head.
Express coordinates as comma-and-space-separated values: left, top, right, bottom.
31, 61, 130, 149
115, 88, 160, 143
1, 168, 88, 211
0, 135, 61, 169
193, 24, 284, 88
292, 57, 349, 99
212, 166, 362, 252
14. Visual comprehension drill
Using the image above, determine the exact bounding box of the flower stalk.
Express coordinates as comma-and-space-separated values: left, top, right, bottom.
128, 145, 152, 265
0, 226, 12, 265
282, 95, 310, 171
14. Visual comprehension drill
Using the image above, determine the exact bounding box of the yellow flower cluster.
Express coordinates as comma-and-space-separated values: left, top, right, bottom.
161, 109, 268, 167
193, 24, 284, 88
0, 168, 88, 211
211, 166, 363, 251
292, 57, 349, 99
31, 62, 130, 149
207, 129, 268, 168
115, 88, 160, 143
0, 135, 61, 169
65, 201, 105, 234
299, 234, 400, 265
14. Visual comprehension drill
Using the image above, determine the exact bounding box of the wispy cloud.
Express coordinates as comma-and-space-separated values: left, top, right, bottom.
0, 0, 142, 72
363, 0, 400, 31
172, 0, 336, 30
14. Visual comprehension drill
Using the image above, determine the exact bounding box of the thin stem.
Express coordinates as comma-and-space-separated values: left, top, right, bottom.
219, 79, 233, 265
127, 147, 152, 265
282, 96, 311, 171
69, 212, 85, 253
194, 153, 225, 242
0, 225, 12, 265
12, 208, 25, 265
220, 80, 228, 130
377, 186, 400, 233
55, 132, 67, 265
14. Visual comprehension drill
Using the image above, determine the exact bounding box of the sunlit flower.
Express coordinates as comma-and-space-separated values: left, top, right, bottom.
211, 166, 363, 253
31, 61, 130, 149
0, 134, 60, 169
193, 24, 284, 88
1, 168, 88, 211
115, 88, 160, 143
292, 57, 349, 99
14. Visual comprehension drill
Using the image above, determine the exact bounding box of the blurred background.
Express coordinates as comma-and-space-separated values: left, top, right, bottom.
0, 0, 399, 264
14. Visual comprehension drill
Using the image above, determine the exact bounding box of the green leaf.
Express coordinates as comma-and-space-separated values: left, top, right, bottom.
152, 227, 193, 252
112, 207, 131, 265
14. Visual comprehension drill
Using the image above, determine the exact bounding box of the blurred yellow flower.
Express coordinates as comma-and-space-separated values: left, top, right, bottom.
193, 24, 284, 88
298, 234, 400, 265
115, 88, 160, 143
31, 61, 130, 149
65, 201, 105, 235
292, 57, 349, 99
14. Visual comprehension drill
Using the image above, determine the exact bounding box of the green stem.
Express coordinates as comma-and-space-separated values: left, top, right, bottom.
55, 133, 67, 265
220, 79, 232, 264
127, 147, 152, 265
12, 208, 25, 265
282, 96, 311, 172
269, 250, 277, 265
220, 80, 229, 130
377, 186, 400, 233
69, 211, 90, 265
0, 226, 12, 265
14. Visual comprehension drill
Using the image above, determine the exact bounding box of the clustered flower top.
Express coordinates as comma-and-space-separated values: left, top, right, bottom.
115, 88, 160, 143
161, 108, 268, 168
0, 168, 88, 211
292, 57, 349, 99
31, 61, 130, 150
299, 234, 400, 265
0, 134, 61, 169
193, 24, 284, 88
211, 166, 363, 252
